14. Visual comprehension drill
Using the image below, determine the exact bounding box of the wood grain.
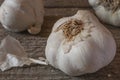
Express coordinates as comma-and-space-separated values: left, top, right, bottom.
44, 0, 90, 8
45, 8, 93, 16
0, 0, 90, 8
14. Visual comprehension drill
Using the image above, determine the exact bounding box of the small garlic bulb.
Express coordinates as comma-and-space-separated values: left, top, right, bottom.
0, 0, 44, 34
45, 10, 116, 76
88, 0, 120, 26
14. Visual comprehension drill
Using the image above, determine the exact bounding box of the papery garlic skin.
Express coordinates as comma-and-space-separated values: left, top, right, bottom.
88, 0, 120, 26
0, 0, 44, 34
45, 10, 116, 76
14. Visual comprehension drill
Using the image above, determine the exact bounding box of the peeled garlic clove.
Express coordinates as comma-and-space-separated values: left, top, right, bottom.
88, 0, 120, 26
0, 0, 44, 34
45, 10, 116, 76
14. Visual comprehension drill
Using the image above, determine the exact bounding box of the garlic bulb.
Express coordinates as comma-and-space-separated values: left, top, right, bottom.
88, 0, 120, 26
0, 0, 44, 34
45, 10, 116, 76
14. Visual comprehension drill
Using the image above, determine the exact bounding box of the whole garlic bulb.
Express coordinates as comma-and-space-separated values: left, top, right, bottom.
0, 0, 44, 34
45, 10, 116, 76
88, 0, 120, 26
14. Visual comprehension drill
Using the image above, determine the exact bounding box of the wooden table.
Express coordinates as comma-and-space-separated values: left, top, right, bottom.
0, 0, 119, 80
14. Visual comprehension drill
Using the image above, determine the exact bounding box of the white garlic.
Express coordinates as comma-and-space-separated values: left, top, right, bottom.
88, 0, 120, 26
0, 0, 44, 34
45, 10, 116, 76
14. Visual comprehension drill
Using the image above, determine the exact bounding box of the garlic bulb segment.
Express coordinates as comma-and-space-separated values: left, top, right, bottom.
45, 10, 116, 76
88, 0, 120, 26
0, 0, 44, 34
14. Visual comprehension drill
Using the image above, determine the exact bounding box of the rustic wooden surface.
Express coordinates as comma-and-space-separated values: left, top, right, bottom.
0, 0, 120, 80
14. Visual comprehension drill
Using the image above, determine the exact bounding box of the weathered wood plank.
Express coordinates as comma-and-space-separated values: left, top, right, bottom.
0, 15, 119, 80
0, 0, 90, 8
45, 8, 93, 16
44, 0, 90, 8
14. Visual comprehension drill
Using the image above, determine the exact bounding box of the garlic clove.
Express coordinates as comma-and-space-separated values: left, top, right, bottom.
0, 0, 44, 34
45, 10, 116, 76
88, 0, 120, 26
